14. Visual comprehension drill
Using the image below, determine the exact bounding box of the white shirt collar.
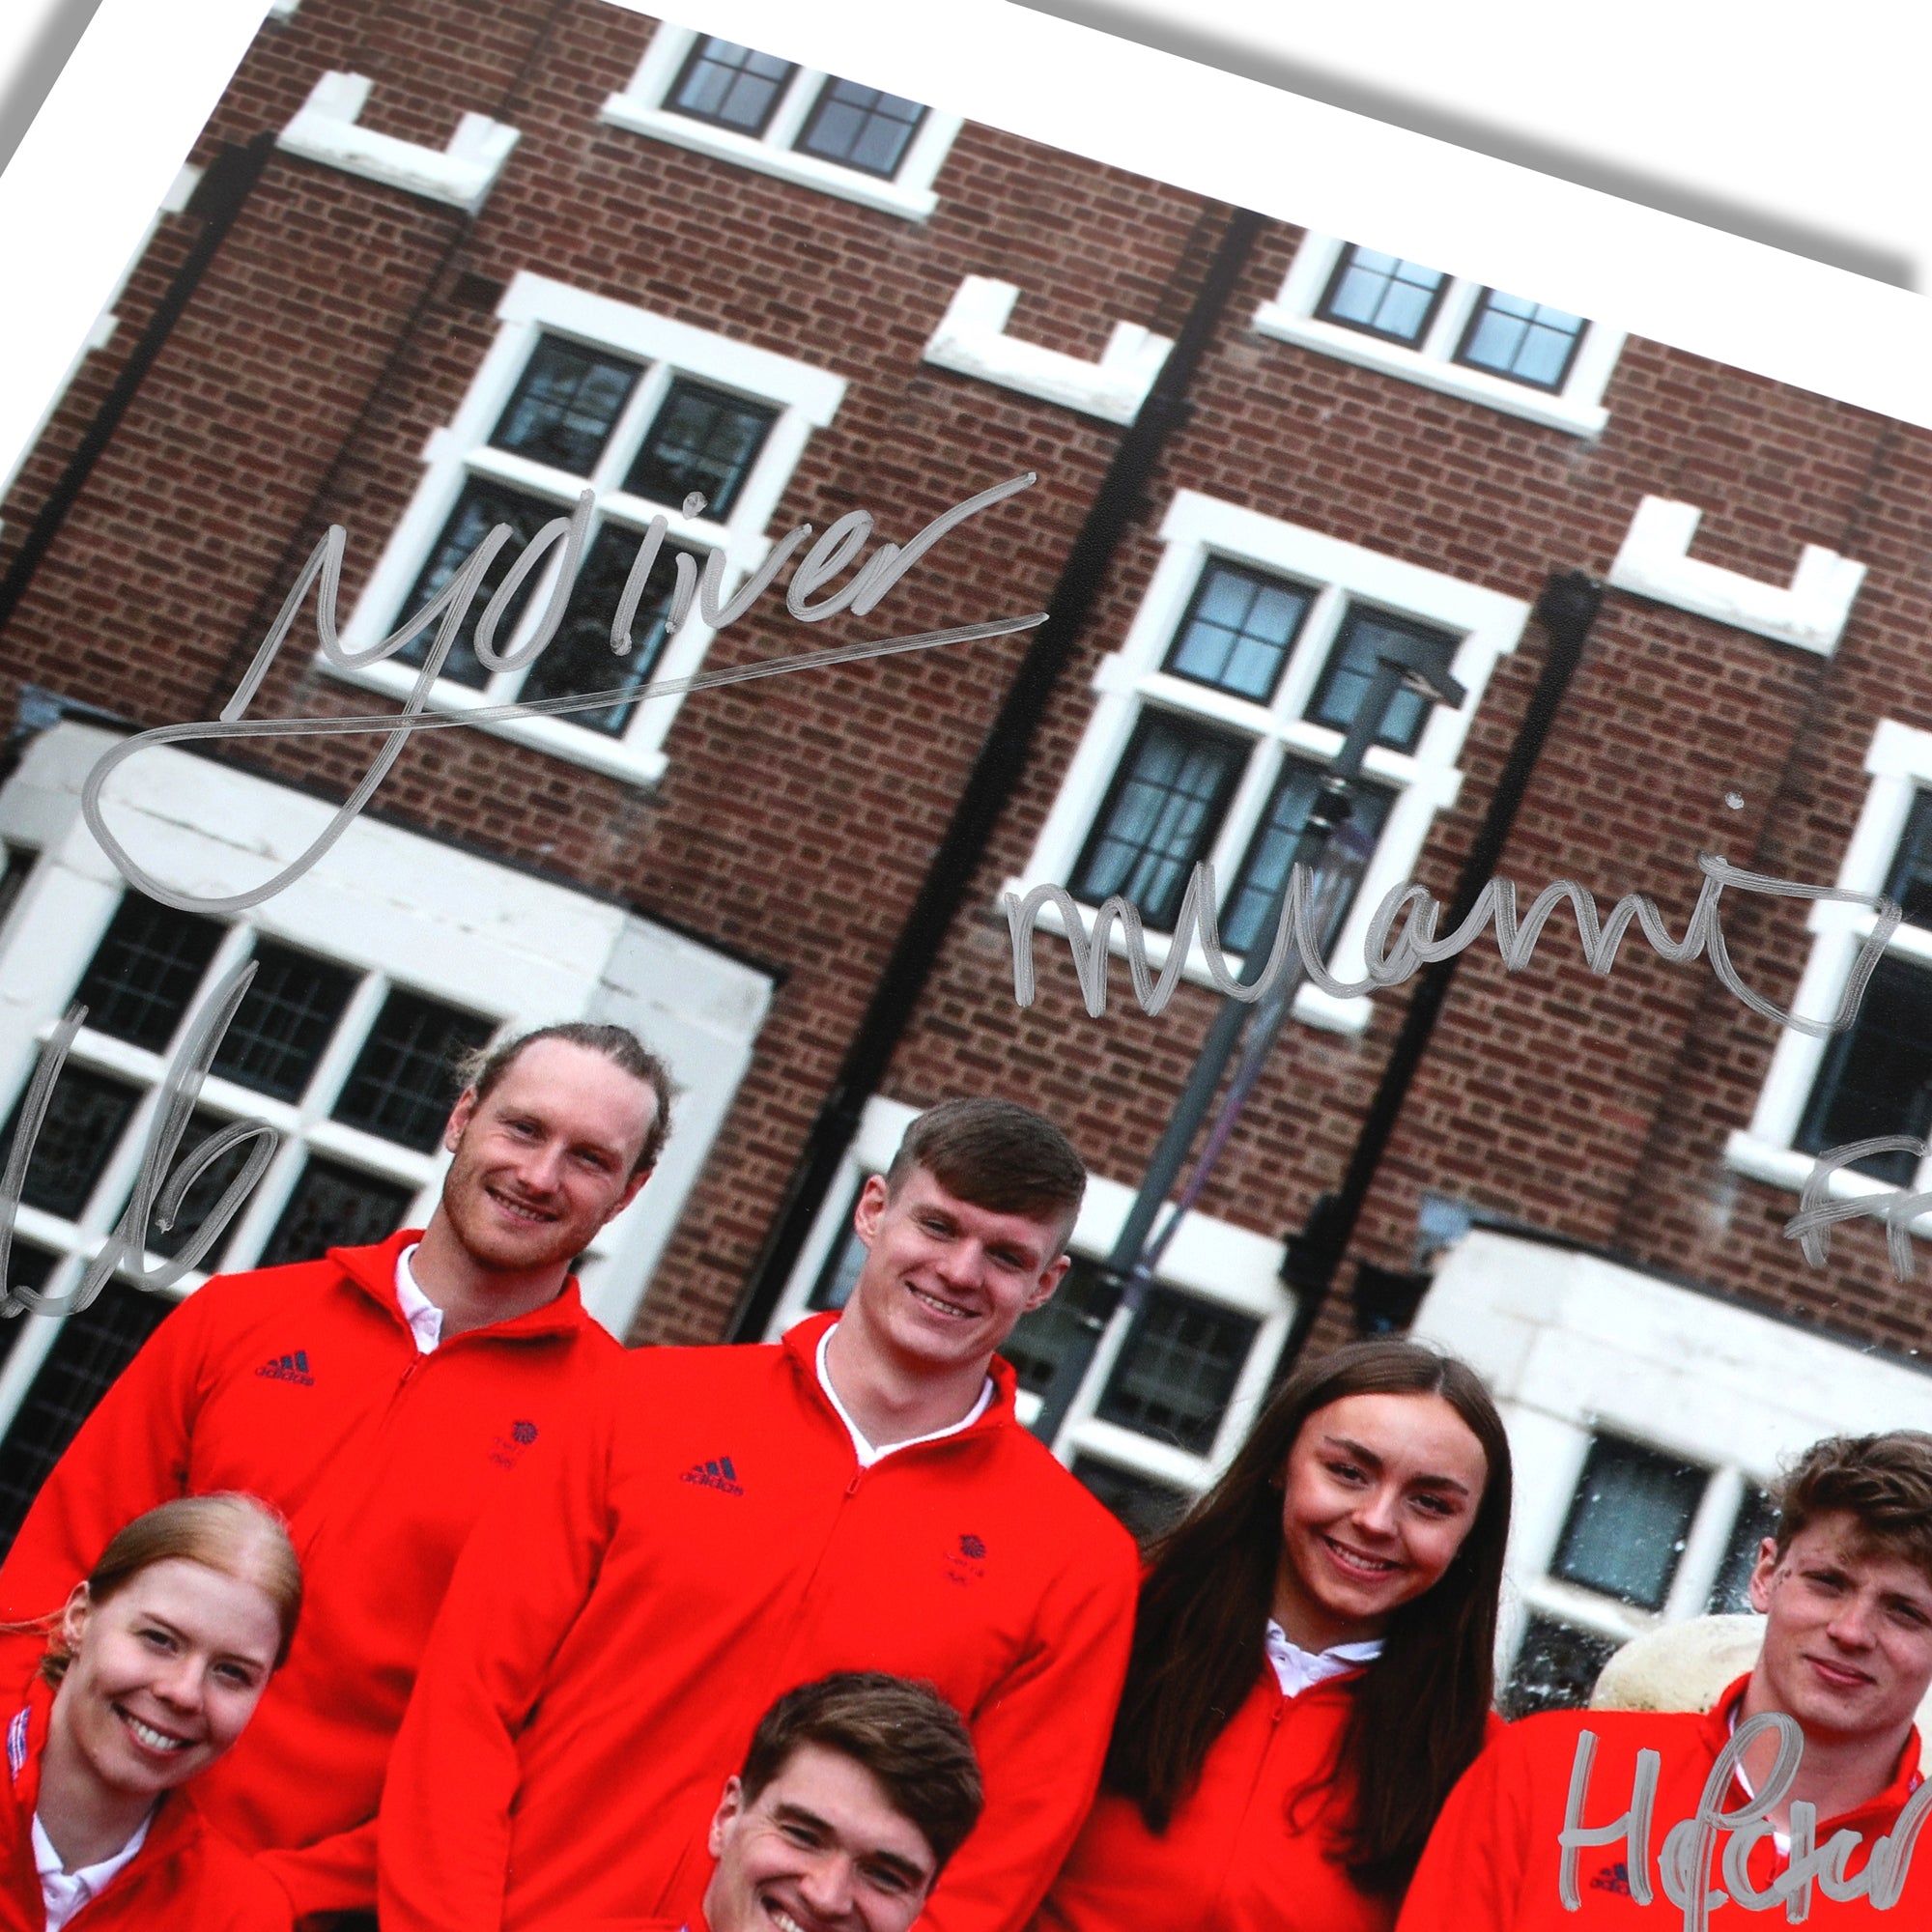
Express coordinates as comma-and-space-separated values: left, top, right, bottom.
814, 1323, 993, 1468
33, 1809, 152, 1931
394, 1244, 444, 1354
1264, 1618, 1382, 1698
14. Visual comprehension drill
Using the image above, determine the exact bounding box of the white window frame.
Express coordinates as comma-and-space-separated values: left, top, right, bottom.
327, 271, 844, 788
1254, 235, 1625, 438
599, 25, 963, 222
1727, 718, 1932, 1222
1004, 489, 1528, 1035
766, 1094, 1291, 1501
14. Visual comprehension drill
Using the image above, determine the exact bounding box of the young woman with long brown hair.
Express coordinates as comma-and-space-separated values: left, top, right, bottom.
1036, 1336, 1513, 1932
0, 1494, 301, 1930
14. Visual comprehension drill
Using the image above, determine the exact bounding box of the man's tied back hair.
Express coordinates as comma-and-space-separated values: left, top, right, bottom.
1774, 1430, 1932, 1578
455, 1022, 675, 1177
884, 1096, 1086, 1232
739, 1671, 984, 1873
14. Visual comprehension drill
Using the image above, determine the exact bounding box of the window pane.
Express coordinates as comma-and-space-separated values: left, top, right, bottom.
1222, 761, 1394, 954
0, 1246, 55, 1383
1163, 561, 1312, 703
1708, 1486, 1777, 1614
0, 1281, 173, 1554
794, 77, 926, 178
0, 1066, 141, 1220
808, 1196, 868, 1312
1456, 290, 1588, 391
1095, 1287, 1259, 1455
1305, 605, 1458, 753
1505, 1615, 1618, 1719
623, 379, 777, 519
1072, 1455, 1191, 1543
73, 896, 223, 1052
1069, 714, 1247, 930
515, 524, 689, 736
1003, 1261, 1122, 1406
119, 1108, 259, 1265
1795, 952, 1932, 1184
331, 992, 493, 1151
392, 479, 557, 689
1887, 790, 1932, 927
489, 335, 642, 476
257, 1156, 415, 1269
0, 846, 38, 935
667, 37, 796, 136
1316, 246, 1446, 345
1551, 1435, 1707, 1610
212, 943, 357, 1102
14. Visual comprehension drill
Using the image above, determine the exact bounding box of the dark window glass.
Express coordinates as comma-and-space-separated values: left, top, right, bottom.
393, 479, 556, 689
667, 38, 796, 136
0, 1281, 173, 1554
623, 380, 777, 520
1316, 246, 1447, 345
1069, 714, 1247, 930
0, 1067, 141, 1220
1505, 1615, 1618, 1719
489, 336, 642, 476
1003, 1262, 1122, 1409
1222, 761, 1394, 954
257, 1157, 415, 1270
1708, 1486, 1777, 1614
1796, 953, 1932, 1184
1095, 1287, 1259, 1456
0, 1246, 56, 1382
1886, 791, 1932, 927
1071, 1455, 1191, 1543
73, 897, 223, 1052
121, 1109, 260, 1265
331, 992, 493, 1151
807, 1197, 868, 1312
1551, 1435, 1708, 1610
1305, 605, 1459, 753
794, 78, 926, 178
212, 944, 356, 1102
0, 847, 38, 936
515, 525, 691, 736
1456, 290, 1589, 391
1162, 562, 1313, 704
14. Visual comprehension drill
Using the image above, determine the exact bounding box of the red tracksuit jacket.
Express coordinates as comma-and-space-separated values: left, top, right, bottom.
1398, 1675, 1930, 1927
1036, 1666, 1397, 1932
379, 1311, 1140, 1932
0, 1677, 291, 1931
0, 1230, 618, 1921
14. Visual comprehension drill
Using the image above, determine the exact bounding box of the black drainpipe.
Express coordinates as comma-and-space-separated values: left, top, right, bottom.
1272, 568, 1605, 1376
730, 203, 1270, 1341
0, 131, 276, 640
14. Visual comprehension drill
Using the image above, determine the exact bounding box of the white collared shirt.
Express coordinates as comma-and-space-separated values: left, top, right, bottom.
33, 1810, 151, 1931
815, 1324, 994, 1468
1264, 1619, 1383, 1698
393, 1244, 444, 1354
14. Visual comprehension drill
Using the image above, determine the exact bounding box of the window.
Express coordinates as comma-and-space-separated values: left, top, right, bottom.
1008, 492, 1528, 1035
602, 28, 962, 221
1707, 1486, 1776, 1613
1550, 1435, 1708, 1610
1070, 1455, 1190, 1542
1505, 1614, 1619, 1719
331, 272, 844, 785
1094, 1288, 1260, 1456
1729, 721, 1932, 1218
1255, 236, 1624, 436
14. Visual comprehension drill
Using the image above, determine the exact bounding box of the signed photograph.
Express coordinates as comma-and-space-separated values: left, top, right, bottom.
1, 1, 1931, 1926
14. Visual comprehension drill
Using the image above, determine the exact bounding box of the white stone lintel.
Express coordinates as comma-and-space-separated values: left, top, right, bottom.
277, 71, 520, 214
923, 275, 1173, 426
1608, 496, 1865, 656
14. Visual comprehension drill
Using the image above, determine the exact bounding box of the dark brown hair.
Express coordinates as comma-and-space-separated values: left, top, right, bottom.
457, 1022, 675, 1177
1773, 1431, 1932, 1582
884, 1098, 1086, 1237
739, 1671, 984, 1872
41, 1493, 303, 1687
1102, 1337, 1511, 1897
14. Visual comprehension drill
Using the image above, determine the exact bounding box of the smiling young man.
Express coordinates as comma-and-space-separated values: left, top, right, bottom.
0, 1022, 670, 1927
380, 1096, 1138, 1932
1398, 1431, 1932, 1928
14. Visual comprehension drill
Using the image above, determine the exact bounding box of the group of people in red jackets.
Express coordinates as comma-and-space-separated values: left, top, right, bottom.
3, 1016, 1932, 1929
